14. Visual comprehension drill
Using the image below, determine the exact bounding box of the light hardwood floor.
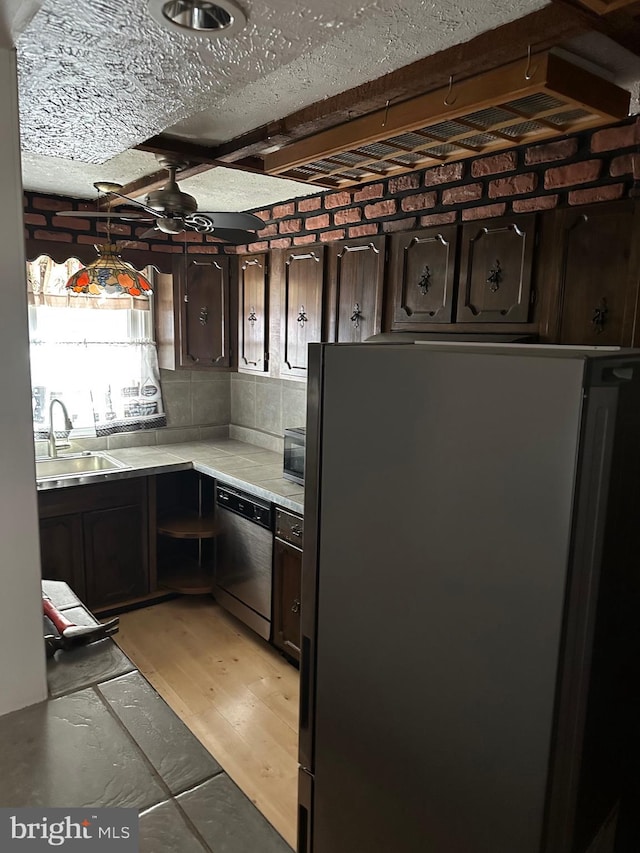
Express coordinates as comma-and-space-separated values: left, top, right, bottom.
115, 596, 299, 848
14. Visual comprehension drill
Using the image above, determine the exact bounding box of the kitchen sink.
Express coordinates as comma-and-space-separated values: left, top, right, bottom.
35, 452, 129, 482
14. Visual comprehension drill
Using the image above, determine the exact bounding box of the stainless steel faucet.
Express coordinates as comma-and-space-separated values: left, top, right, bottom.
48, 398, 73, 458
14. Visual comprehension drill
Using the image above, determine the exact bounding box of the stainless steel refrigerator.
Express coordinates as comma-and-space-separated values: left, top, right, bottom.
298, 342, 640, 853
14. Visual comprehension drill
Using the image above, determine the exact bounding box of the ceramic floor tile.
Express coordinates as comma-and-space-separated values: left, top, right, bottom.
47, 637, 136, 698
177, 774, 292, 853
42, 580, 81, 609
99, 672, 222, 795
0, 688, 166, 810
139, 799, 209, 853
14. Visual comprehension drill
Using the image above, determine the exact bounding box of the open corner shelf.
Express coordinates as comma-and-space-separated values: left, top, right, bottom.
158, 559, 215, 595
157, 509, 219, 540
155, 471, 218, 596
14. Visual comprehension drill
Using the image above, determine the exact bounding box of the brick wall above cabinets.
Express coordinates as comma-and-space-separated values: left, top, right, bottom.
22, 116, 639, 258
237, 116, 640, 253
22, 193, 230, 257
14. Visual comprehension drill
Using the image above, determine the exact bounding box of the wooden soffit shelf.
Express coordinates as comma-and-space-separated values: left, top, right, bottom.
574, 0, 640, 14
264, 51, 630, 189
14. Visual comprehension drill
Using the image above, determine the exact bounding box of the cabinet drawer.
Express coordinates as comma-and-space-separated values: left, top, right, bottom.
275, 508, 304, 548
38, 477, 147, 518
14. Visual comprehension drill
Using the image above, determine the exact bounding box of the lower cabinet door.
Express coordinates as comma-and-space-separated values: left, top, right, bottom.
273, 537, 302, 662
39, 514, 86, 601
83, 504, 148, 609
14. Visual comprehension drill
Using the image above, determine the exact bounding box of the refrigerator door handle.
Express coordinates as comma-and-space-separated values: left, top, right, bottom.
298, 768, 313, 853
299, 633, 314, 768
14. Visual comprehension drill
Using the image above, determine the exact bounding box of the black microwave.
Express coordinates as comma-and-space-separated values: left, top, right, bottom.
283, 427, 306, 485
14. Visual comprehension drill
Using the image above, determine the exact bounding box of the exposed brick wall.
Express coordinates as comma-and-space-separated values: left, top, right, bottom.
23, 193, 228, 255
22, 117, 640, 257
234, 116, 640, 253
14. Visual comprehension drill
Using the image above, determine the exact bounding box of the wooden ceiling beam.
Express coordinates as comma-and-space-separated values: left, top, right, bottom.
103, 142, 264, 209
551, 0, 640, 54
562, 0, 640, 16
204, 3, 596, 164
135, 136, 264, 173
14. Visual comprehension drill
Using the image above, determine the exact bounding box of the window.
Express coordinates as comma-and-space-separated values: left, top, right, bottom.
27, 255, 166, 439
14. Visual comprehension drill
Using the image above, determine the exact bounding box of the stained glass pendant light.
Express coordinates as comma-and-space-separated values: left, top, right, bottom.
65, 243, 152, 297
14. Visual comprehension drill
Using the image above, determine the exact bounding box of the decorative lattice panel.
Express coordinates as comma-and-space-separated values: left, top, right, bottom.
264, 52, 630, 189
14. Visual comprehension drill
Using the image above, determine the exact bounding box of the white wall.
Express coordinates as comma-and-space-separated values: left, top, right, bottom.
0, 46, 48, 714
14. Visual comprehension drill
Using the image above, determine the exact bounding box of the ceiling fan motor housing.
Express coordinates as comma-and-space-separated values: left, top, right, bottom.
145, 185, 198, 215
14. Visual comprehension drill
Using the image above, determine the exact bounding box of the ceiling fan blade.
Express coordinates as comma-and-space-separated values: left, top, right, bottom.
56, 210, 152, 220
101, 188, 168, 218
138, 227, 159, 239
185, 226, 258, 245
186, 211, 264, 231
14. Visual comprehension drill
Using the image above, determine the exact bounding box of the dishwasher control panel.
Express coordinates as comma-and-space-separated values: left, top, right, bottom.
216, 486, 273, 530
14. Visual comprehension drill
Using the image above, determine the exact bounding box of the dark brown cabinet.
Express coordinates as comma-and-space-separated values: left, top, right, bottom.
457, 214, 536, 323
39, 514, 85, 600
172, 254, 232, 369
541, 201, 640, 346
389, 226, 457, 328
83, 503, 148, 610
38, 478, 151, 612
273, 507, 303, 662
238, 253, 269, 374
326, 236, 385, 342
281, 247, 324, 379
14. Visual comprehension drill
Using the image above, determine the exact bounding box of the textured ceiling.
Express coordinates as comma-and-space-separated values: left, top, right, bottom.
9, 0, 639, 210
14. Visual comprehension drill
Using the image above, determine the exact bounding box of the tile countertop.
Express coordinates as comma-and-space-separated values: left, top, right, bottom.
37, 439, 305, 515
0, 580, 292, 853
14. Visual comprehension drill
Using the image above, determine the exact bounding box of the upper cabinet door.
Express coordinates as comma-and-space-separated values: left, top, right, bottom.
553, 202, 640, 346
456, 214, 536, 323
281, 247, 324, 379
238, 253, 269, 374
326, 236, 385, 342
389, 226, 457, 328
178, 255, 231, 369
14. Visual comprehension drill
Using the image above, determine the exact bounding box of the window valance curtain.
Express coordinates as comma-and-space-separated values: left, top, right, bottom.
27, 255, 166, 439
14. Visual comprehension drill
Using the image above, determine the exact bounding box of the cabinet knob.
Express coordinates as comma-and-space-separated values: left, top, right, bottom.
591, 298, 608, 334
199, 307, 209, 325
297, 306, 308, 326
417, 265, 431, 295
291, 525, 302, 537
247, 307, 257, 326
486, 259, 503, 293
350, 303, 362, 328
291, 598, 301, 614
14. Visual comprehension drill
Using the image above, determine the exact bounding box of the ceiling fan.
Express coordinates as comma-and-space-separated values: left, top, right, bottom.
58, 155, 264, 245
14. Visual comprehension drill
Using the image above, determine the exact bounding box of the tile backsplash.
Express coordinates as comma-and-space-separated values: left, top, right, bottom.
230, 374, 307, 453
35, 370, 306, 455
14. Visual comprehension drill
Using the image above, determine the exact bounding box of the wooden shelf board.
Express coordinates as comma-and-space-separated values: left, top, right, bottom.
157, 510, 219, 539
93, 588, 177, 617
158, 561, 215, 595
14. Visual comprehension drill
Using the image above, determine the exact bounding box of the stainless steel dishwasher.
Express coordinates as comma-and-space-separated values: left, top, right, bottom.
213, 485, 274, 640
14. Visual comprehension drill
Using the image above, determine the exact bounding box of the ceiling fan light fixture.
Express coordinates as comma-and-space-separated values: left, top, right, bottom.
65, 244, 152, 298
156, 217, 187, 234
149, 0, 247, 37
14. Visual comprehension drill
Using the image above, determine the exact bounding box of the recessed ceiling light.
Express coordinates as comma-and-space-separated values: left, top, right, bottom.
148, 0, 247, 37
